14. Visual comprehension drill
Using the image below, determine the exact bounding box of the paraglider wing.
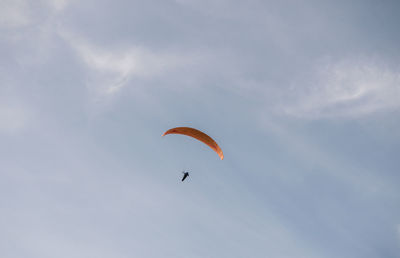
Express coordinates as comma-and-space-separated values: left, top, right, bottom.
162, 127, 224, 160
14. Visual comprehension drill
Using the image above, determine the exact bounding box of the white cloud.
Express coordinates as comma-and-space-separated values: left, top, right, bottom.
62, 32, 201, 96
0, 0, 71, 28
0, 0, 71, 29
0, 103, 31, 133
281, 58, 400, 119
0, 0, 31, 28
259, 117, 398, 199
44, 0, 71, 11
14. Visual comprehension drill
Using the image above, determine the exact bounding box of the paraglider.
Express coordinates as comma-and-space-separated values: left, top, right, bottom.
162, 127, 224, 160
181, 171, 189, 181
162, 126, 224, 182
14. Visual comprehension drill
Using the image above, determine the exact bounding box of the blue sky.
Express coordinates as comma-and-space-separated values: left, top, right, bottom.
1, 0, 400, 257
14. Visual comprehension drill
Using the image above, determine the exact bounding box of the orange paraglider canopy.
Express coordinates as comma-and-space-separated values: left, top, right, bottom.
162, 127, 224, 160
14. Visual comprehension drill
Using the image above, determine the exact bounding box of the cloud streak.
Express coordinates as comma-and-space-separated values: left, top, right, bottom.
0, 104, 31, 133
281, 57, 400, 119
0, 0, 31, 28
62, 32, 204, 96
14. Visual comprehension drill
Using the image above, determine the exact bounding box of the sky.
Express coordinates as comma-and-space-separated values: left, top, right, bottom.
1, 0, 400, 257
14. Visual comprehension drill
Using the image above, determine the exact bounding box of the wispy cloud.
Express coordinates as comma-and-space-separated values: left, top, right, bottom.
0, 0, 70, 29
0, 102, 32, 134
281, 57, 400, 119
44, 0, 72, 12
260, 117, 396, 196
62, 32, 202, 96
0, 0, 31, 28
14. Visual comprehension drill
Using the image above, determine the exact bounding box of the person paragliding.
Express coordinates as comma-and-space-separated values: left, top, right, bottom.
162, 127, 223, 181
181, 171, 189, 182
